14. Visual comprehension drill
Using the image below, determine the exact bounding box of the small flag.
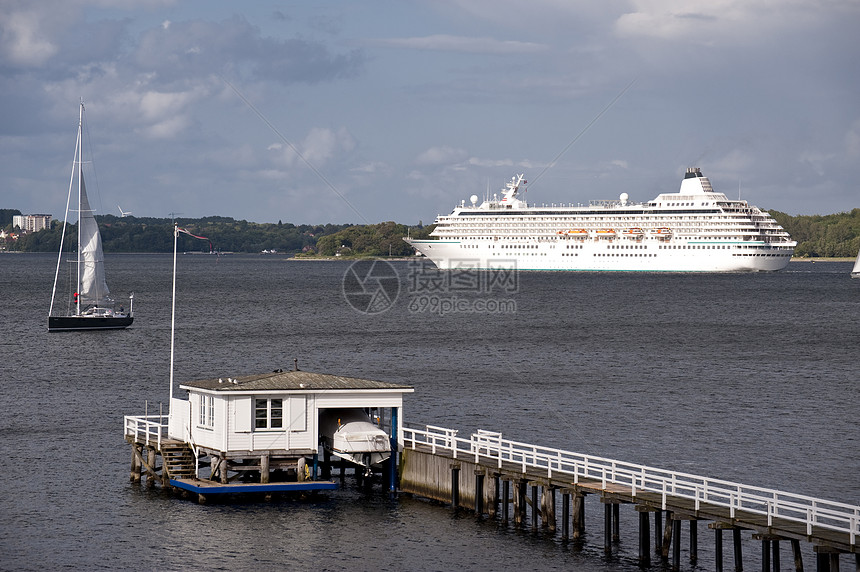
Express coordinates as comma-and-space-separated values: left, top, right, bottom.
177, 227, 213, 252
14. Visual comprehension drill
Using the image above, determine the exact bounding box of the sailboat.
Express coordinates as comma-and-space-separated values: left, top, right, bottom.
48, 101, 133, 331
852, 245, 860, 278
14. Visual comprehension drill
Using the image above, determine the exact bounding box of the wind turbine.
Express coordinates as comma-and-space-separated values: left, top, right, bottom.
117, 205, 132, 217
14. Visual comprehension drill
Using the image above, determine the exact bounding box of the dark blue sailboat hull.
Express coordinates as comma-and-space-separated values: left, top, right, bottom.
48, 315, 133, 332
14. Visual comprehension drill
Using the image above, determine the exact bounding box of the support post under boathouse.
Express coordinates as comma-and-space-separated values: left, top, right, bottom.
124, 368, 413, 502
397, 425, 859, 572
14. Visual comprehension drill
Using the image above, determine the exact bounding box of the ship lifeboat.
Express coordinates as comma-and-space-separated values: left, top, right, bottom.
649, 227, 672, 238
622, 227, 645, 237
566, 229, 589, 238
595, 228, 616, 238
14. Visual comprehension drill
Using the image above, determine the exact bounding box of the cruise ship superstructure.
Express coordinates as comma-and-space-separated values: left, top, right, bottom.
404, 168, 796, 272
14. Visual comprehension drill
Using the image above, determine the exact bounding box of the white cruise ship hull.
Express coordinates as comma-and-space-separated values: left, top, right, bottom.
405, 169, 796, 273
404, 238, 792, 272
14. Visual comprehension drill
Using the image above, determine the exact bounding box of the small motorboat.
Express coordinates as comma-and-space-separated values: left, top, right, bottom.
319, 408, 391, 473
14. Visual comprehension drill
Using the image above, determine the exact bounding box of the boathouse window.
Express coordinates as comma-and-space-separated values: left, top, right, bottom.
255, 398, 284, 429
199, 394, 214, 427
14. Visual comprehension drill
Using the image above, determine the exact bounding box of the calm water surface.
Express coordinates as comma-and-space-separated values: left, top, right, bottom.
1, 254, 857, 571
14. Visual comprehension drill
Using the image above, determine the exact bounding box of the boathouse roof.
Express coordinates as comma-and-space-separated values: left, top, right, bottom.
180, 369, 414, 393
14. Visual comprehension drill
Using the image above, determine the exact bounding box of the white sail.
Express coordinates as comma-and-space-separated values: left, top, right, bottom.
852, 246, 860, 277
78, 172, 110, 305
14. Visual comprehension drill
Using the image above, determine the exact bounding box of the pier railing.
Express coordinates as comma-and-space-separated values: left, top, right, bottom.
402, 425, 859, 545
124, 414, 169, 449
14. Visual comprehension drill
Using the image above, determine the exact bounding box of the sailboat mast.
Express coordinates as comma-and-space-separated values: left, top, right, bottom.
76, 102, 83, 316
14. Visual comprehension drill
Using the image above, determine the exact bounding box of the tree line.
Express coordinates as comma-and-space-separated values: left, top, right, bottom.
3, 212, 433, 256
3, 208, 859, 257
770, 208, 860, 258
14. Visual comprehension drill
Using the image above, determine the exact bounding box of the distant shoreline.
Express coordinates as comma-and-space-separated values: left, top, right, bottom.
289, 256, 418, 262
791, 257, 854, 262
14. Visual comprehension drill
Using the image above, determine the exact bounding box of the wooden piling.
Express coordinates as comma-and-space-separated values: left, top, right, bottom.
637, 508, 651, 567
450, 464, 460, 508
514, 479, 527, 527
816, 552, 829, 572
489, 474, 500, 518
605, 502, 613, 553
541, 486, 556, 531
773, 540, 780, 572
146, 448, 157, 488
475, 469, 485, 515
716, 529, 724, 572
531, 484, 539, 531
672, 519, 682, 572
791, 540, 804, 572
502, 479, 510, 524
733, 527, 744, 572
690, 520, 698, 563
260, 453, 270, 484
662, 511, 674, 561
130, 445, 141, 483
763, 539, 771, 572
562, 492, 570, 540
572, 493, 585, 539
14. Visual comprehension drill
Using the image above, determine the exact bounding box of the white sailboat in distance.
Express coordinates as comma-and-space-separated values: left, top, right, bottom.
852, 245, 860, 278
48, 101, 133, 331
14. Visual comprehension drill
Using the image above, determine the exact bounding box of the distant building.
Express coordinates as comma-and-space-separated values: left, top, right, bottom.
12, 214, 51, 232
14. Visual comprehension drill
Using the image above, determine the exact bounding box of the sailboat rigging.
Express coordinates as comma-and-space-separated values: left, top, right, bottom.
48, 101, 133, 331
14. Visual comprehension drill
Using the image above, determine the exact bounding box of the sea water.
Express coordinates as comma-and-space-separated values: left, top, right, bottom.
1, 253, 857, 571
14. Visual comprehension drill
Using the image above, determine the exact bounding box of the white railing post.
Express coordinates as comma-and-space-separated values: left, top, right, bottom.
662, 479, 667, 510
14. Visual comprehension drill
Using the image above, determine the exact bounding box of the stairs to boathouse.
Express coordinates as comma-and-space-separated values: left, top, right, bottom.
159, 439, 196, 479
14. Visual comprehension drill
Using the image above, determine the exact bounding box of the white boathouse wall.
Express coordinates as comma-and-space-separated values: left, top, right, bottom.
171, 389, 406, 456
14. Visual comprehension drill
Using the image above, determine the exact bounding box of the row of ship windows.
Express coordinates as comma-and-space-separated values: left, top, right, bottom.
439, 217, 764, 230
445, 231, 774, 239
463, 242, 787, 250
446, 215, 769, 223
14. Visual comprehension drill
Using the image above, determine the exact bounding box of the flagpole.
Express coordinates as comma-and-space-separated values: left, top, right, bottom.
170, 223, 178, 401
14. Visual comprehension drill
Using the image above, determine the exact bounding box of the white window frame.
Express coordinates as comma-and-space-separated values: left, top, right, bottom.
198, 394, 214, 428
254, 398, 284, 430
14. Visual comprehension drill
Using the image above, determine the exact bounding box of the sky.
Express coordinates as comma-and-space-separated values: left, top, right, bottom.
1, 1, 858, 225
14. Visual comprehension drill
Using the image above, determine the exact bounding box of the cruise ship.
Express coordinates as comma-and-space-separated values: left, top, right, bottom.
403, 168, 796, 272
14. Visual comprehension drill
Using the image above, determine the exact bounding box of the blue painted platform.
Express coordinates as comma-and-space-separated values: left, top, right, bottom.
169, 478, 338, 494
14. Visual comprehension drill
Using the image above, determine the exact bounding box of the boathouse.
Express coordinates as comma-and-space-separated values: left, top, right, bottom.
124, 367, 413, 498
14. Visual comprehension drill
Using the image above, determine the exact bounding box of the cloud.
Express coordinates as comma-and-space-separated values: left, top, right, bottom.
134, 16, 364, 87
614, 0, 860, 44
416, 146, 468, 165
0, 7, 59, 66
369, 34, 547, 55
268, 127, 356, 169
467, 157, 514, 168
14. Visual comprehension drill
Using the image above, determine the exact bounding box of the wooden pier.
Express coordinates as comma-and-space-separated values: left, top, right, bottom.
123, 379, 857, 571
126, 431, 340, 502
399, 426, 859, 572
